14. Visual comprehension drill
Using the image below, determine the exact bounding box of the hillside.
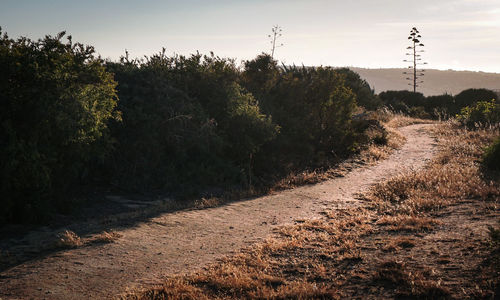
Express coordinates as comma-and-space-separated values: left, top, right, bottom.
349, 67, 500, 96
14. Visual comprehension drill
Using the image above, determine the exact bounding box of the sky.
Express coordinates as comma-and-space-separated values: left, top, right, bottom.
1, 0, 499, 73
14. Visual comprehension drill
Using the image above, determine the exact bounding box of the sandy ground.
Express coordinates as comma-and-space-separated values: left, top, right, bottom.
0, 124, 437, 300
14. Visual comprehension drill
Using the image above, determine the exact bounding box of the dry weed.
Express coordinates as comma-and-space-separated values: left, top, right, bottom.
367, 123, 500, 217
374, 261, 451, 298
382, 236, 416, 252
55, 230, 82, 249
89, 231, 122, 244
376, 215, 440, 232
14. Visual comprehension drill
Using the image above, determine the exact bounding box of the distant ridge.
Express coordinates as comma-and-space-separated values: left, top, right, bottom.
348, 67, 500, 96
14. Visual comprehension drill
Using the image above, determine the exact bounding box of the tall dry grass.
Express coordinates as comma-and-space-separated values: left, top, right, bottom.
366, 122, 499, 218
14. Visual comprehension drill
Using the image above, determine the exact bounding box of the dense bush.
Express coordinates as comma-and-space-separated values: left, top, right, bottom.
0, 30, 119, 223
1, 33, 380, 224
110, 53, 366, 192
106, 51, 278, 194
378, 90, 428, 117
453, 88, 498, 115
335, 68, 382, 110
457, 99, 500, 128
378, 89, 499, 121
483, 136, 500, 171
242, 56, 366, 177
424, 94, 454, 119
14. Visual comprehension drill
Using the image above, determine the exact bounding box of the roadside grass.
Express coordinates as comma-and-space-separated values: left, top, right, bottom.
122, 120, 500, 299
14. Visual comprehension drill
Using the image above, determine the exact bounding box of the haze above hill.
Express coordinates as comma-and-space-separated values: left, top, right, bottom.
349, 68, 500, 96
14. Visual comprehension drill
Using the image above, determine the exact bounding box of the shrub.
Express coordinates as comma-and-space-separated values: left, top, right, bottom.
483, 137, 500, 171
0, 30, 119, 223
245, 62, 361, 175
335, 68, 382, 110
456, 99, 500, 128
378, 90, 426, 116
106, 51, 278, 193
425, 94, 454, 119
453, 88, 498, 115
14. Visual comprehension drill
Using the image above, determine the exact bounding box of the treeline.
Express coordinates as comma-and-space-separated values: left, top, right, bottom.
0, 31, 380, 224
378, 88, 499, 120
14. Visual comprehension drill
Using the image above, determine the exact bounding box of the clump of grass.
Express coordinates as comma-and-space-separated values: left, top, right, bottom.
89, 231, 122, 244
55, 230, 82, 249
374, 261, 451, 299
383, 237, 416, 252
376, 215, 440, 232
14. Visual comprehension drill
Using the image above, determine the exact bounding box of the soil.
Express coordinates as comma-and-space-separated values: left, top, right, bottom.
0, 124, 437, 300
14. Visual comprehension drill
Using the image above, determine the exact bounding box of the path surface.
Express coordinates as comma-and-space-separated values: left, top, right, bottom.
0, 124, 437, 300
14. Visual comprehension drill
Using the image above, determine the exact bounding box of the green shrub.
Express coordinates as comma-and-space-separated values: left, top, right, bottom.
453, 88, 498, 115
457, 99, 500, 128
0, 30, 119, 223
243, 60, 362, 174
378, 90, 426, 116
106, 51, 278, 193
425, 94, 454, 119
335, 68, 382, 110
483, 136, 500, 171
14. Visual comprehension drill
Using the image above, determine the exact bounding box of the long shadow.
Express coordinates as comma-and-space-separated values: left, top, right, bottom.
0, 151, 371, 274
0, 186, 275, 273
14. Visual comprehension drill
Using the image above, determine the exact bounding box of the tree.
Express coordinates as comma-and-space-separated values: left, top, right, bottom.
268, 25, 284, 59
403, 27, 427, 92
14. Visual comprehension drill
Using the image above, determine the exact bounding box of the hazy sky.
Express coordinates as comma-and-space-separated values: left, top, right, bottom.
1, 0, 499, 72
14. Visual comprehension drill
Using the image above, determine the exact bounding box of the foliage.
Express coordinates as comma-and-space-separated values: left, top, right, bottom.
0, 29, 119, 223
483, 136, 500, 171
246, 62, 363, 177
1, 32, 379, 223
106, 51, 278, 193
378, 90, 427, 117
453, 88, 498, 115
111, 53, 363, 192
335, 68, 382, 110
240, 53, 280, 104
456, 99, 500, 128
378, 89, 499, 121
424, 94, 454, 119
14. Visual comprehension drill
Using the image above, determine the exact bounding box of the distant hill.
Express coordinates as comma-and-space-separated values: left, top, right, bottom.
348, 67, 500, 96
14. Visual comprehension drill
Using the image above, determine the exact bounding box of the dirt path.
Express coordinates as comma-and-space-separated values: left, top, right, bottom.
0, 124, 437, 300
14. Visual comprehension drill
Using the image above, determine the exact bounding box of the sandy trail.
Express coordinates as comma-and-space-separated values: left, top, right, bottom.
0, 124, 437, 300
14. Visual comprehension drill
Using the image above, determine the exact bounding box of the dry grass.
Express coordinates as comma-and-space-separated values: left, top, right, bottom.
88, 231, 122, 244
370, 108, 436, 129
55, 230, 82, 249
376, 215, 440, 232
367, 123, 500, 217
56, 229, 122, 249
121, 211, 373, 299
382, 236, 416, 252
373, 261, 451, 298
